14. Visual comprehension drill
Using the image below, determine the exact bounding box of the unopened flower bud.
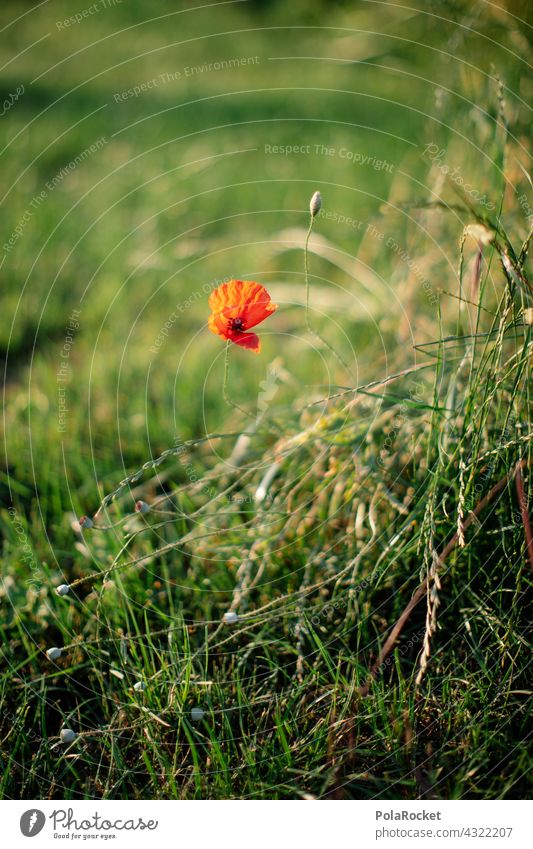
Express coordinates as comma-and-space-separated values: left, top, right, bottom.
223, 610, 239, 625
46, 647, 62, 661
135, 500, 151, 514
60, 728, 77, 744
133, 681, 146, 692
56, 584, 71, 596
523, 307, 533, 326
310, 191, 322, 217
78, 515, 93, 529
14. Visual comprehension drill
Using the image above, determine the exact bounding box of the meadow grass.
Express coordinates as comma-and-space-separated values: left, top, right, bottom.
0, 0, 531, 799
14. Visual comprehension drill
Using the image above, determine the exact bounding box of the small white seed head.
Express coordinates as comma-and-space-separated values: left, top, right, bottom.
56, 584, 71, 596
46, 647, 62, 661
190, 707, 204, 722
60, 728, 77, 744
254, 462, 279, 503
78, 515, 93, 529
465, 223, 494, 246
310, 191, 322, 217
135, 500, 151, 514
133, 681, 146, 692
223, 610, 239, 625
523, 307, 533, 326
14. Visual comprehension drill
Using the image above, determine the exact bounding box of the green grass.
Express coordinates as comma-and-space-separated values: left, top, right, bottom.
1, 0, 532, 799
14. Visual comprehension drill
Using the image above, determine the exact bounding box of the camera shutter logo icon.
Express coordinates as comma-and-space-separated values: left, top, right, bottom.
20, 810, 46, 837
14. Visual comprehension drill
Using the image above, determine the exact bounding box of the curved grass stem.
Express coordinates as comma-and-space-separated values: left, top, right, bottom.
304, 214, 350, 373
223, 339, 252, 419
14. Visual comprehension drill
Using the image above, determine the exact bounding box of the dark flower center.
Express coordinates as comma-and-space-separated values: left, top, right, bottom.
228, 317, 245, 331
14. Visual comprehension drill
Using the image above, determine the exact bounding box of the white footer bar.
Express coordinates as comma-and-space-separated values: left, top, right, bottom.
1, 799, 529, 848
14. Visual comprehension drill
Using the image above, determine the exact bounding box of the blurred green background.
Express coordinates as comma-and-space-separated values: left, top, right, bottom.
1, 0, 531, 584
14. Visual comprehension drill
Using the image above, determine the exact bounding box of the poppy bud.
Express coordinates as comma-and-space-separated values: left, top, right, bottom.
78, 515, 93, 529
133, 681, 146, 692
223, 610, 239, 625
310, 191, 322, 217
56, 584, 71, 596
135, 500, 151, 514
46, 647, 62, 661
60, 728, 77, 744
190, 707, 204, 722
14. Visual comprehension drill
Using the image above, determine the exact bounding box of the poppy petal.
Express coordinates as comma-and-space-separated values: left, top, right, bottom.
231, 331, 260, 353
208, 313, 226, 338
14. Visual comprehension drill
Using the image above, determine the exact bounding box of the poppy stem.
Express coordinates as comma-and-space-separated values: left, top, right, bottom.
304, 217, 315, 336
223, 340, 251, 419
304, 213, 350, 372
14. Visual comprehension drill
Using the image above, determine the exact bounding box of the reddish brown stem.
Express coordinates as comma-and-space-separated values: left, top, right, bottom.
515, 463, 533, 574
358, 461, 527, 696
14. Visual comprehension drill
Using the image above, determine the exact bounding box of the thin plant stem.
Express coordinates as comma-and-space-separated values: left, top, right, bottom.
358, 460, 529, 696
223, 339, 252, 419
304, 214, 350, 373
515, 461, 533, 574
304, 217, 315, 335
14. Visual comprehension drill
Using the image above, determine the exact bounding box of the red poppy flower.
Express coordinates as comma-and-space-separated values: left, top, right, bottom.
208, 280, 277, 353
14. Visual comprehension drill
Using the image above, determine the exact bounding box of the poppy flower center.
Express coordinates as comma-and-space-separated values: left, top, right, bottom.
228, 317, 245, 331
